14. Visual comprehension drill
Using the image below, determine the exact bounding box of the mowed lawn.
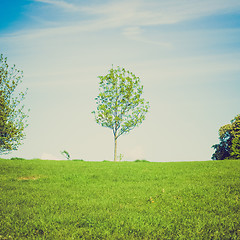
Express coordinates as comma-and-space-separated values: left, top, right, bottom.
0, 159, 240, 239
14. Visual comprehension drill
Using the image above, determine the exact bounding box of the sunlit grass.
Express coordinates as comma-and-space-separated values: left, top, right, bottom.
0, 159, 240, 239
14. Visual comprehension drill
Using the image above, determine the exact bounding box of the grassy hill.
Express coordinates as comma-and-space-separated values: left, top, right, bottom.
0, 159, 240, 239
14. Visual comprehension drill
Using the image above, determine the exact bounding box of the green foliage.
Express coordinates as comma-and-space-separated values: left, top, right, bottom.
0, 54, 28, 155
0, 159, 240, 239
118, 153, 124, 161
92, 66, 149, 161
212, 140, 231, 160
61, 150, 71, 160
212, 114, 240, 160
93, 66, 149, 137
231, 136, 240, 159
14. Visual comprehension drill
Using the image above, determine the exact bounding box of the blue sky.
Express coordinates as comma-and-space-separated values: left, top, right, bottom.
1, 0, 240, 161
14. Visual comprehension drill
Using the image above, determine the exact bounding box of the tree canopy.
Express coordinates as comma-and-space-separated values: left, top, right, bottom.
0, 54, 29, 155
212, 114, 240, 160
92, 66, 149, 161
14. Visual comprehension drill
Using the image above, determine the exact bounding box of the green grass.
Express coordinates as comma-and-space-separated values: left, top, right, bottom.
0, 159, 240, 239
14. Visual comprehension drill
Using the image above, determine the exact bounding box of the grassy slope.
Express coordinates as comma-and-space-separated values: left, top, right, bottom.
0, 159, 240, 239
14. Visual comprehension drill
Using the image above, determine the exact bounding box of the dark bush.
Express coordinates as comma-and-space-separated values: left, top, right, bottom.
134, 159, 149, 162
10, 157, 25, 160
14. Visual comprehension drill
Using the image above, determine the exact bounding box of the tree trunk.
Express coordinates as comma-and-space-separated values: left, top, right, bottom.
114, 136, 117, 162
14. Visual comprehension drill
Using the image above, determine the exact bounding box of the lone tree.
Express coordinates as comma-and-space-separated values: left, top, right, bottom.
212, 114, 240, 160
92, 66, 149, 161
0, 54, 28, 155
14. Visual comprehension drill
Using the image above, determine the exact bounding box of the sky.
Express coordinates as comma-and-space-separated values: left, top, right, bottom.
0, 0, 240, 161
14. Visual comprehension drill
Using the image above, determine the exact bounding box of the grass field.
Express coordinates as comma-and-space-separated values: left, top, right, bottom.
0, 159, 240, 239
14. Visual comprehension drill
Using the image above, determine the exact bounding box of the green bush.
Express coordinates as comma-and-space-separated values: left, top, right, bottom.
134, 159, 149, 162
10, 157, 26, 160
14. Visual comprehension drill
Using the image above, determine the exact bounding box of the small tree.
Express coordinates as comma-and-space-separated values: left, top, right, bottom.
0, 54, 28, 155
212, 114, 240, 160
61, 150, 71, 160
92, 66, 149, 161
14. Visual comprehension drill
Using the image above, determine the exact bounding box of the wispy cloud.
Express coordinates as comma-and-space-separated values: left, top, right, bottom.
34, 0, 79, 12
2, 0, 240, 41
122, 26, 172, 48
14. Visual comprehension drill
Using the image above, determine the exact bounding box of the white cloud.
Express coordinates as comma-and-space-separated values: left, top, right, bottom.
76, 0, 240, 28
34, 0, 80, 12
122, 26, 172, 47
126, 145, 145, 160
41, 152, 62, 160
